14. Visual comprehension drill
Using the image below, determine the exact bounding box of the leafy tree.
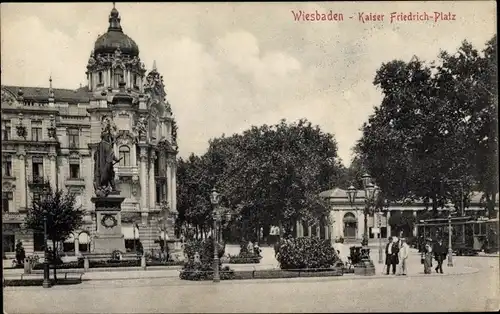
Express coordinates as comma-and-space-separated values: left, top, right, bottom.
25, 187, 85, 280
217, 119, 341, 239
356, 36, 497, 218
388, 211, 417, 237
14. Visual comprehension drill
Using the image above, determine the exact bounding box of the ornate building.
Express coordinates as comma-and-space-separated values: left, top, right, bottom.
1, 5, 179, 259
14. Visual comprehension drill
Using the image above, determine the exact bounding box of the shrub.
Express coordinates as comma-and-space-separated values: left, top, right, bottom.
275, 237, 340, 270
228, 240, 262, 264
179, 239, 234, 280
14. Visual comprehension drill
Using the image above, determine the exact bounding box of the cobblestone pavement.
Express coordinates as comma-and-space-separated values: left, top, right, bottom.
4, 254, 498, 313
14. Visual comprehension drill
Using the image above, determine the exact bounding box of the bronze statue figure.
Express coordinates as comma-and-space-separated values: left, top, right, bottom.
93, 131, 121, 197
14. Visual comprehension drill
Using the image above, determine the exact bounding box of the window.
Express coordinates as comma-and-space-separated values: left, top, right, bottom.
34, 233, 45, 251
98, 72, 103, 84
119, 146, 130, 166
31, 121, 43, 140
2, 120, 11, 140
31, 121, 43, 141
2, 156, 12, 177
2, 192, 12, 213
32, 156, 43, 181
69, 158, 80, 179
2, 234, 15, 252
70, 164, 80, 179
156, 183, 162, 205
154, 156, 159, 176
133, 74, 138, 88
114, 67, 124, 88
68, 129, 79, 148
32, 192, 41, 203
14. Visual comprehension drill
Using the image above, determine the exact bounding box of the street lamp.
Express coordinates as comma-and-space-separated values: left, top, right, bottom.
210, 188, 221, 283
346, 175, 380, 248
42, 209, 50, 288
445, 201, 455, 267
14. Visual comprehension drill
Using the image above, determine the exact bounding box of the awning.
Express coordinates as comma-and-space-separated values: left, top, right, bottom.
122, 226, 140, 240
78, 232, 90, 244
64, 234, 75, 243
159, 231, 169, 240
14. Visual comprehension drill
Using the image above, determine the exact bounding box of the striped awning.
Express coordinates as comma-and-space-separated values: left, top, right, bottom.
122, 225, 140, 240
78, 232, 90, 244
64, 234, 75, 243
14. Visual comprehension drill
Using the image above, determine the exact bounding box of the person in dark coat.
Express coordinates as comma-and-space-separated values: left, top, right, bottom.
385, 237, 400, 275
433, 239, 447, 274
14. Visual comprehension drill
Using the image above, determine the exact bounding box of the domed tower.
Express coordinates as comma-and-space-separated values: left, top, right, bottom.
86, 3, 146, 94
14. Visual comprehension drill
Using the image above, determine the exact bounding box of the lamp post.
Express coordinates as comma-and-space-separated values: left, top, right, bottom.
210, 188, 221, 283
347, 173, 380, 248
377, 207, 384, 264
445, 201, 455, 267
42, 209, 50, 288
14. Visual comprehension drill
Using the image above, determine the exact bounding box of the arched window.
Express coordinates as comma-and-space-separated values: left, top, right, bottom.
114, 67, 124, 88
119, 146, 130, 166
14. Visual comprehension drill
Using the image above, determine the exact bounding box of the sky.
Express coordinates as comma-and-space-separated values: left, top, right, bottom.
1, 2, 496, 166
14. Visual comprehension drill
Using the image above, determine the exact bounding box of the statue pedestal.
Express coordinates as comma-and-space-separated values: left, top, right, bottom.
91, 194, 126, 254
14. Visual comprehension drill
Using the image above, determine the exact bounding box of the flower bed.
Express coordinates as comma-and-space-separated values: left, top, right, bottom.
228, 253, 262, 264
188, 267, 344, 281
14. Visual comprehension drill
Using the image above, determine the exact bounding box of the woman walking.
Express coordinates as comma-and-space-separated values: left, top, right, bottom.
423, 240, 433, 274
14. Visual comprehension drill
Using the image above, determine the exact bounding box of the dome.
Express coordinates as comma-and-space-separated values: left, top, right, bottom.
94, 5, 139, 57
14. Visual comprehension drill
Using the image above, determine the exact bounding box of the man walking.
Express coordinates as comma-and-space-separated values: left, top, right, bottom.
433, 239, 447, 274
398, 238, 410, 275
385, 237, 399, 275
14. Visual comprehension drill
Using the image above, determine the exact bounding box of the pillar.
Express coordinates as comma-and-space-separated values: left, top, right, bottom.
49, 154, 56, 189
308, 226, 312, 238
325, 224, 329, 240
171, 162, 177, 213
17, 153, 27, 210
316, 225, 320, 239
296, 220, 301, 238
139, 148, 148, 213
166, 158, 173, 208
386, 210, 392, 237
74, 234, 80, 256
149, 152, 156, 210
412, 210, 417, 236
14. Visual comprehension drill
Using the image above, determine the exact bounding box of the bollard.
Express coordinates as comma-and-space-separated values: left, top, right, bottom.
24, 260, 31, 274
141, 256, 147, 270
83, 257, 89, 271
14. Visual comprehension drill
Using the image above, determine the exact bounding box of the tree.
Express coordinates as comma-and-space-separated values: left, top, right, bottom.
25, 187, 85, 280
356, 36, 497, 217
388, 211, 417, 237
217, 119, 342, 239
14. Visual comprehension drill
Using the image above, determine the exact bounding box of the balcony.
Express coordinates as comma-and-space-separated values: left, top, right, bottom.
115, 165, 139, 178
2, 212, 26, 223
65, 177, 86, 187
27, 175, 50, 188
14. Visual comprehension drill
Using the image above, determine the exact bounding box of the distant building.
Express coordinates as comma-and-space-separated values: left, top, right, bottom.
293, 188, 498, 241
2, 5, 178, 259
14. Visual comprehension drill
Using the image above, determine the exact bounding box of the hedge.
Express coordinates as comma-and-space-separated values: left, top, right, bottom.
3, 278, 82, 287
276, 237, 341, 270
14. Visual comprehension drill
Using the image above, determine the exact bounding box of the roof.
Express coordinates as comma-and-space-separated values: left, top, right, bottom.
319, 188, 499, 205
2, 85, 90, 103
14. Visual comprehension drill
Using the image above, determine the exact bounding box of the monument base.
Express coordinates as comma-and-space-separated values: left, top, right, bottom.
93, 235, 126, 253
91, 194, 126, 255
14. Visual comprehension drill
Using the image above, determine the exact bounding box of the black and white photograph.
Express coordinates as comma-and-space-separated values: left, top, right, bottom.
1, 1, 498, 313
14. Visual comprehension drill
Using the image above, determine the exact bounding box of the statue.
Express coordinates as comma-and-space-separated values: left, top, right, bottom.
134, 116, 148, 138
93, 119, 121, 197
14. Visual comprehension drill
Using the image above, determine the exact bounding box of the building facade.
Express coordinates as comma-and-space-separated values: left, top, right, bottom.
2, 5, 179, 259
294, 188, 498, 242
